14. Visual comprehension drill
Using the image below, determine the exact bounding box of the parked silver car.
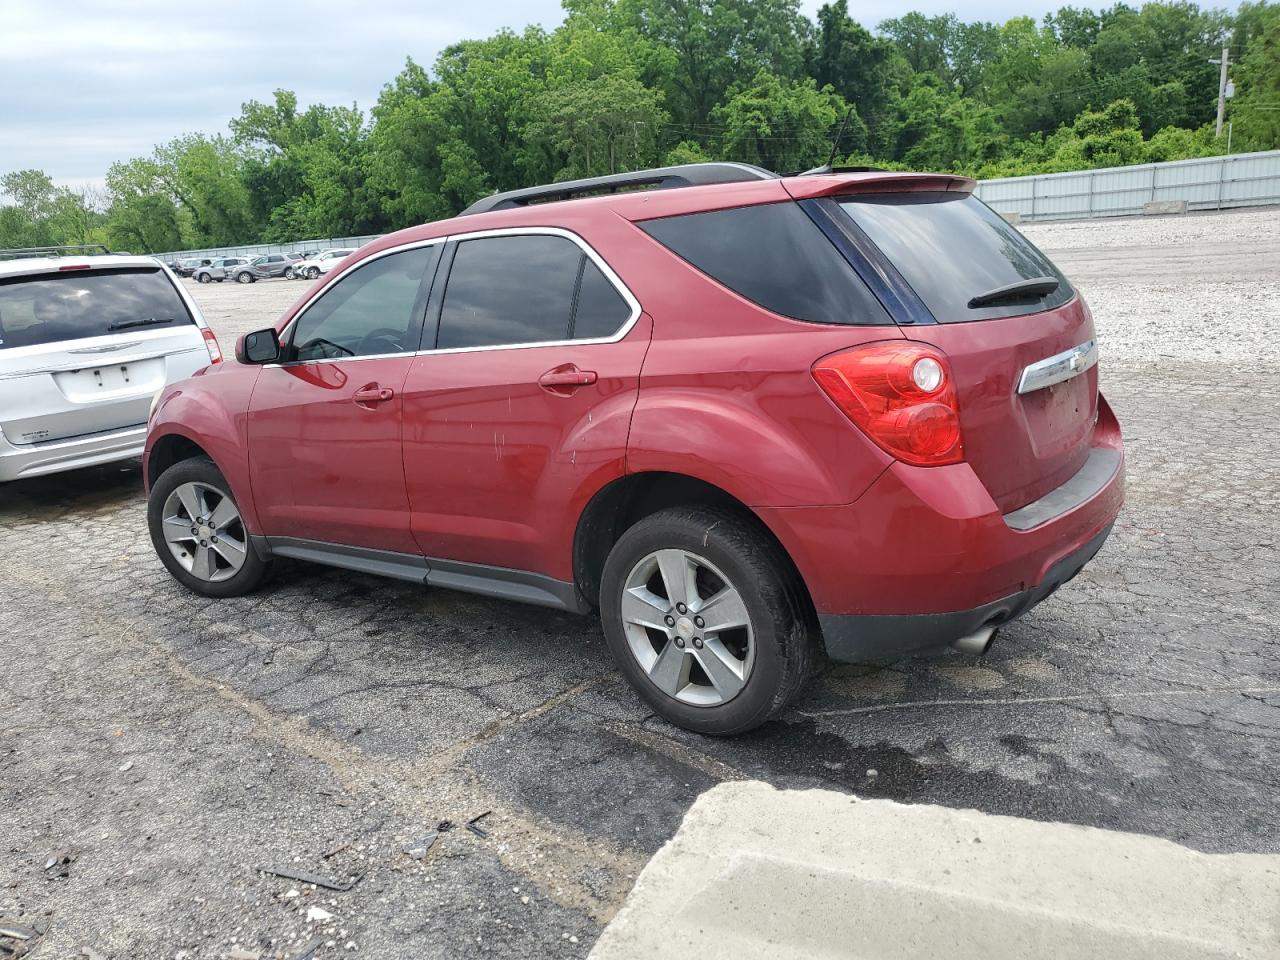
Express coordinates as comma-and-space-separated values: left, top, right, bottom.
0, 254, 221, 482
193, 257, 249, 283
228, 253, 296, 283
291, 248, 356, 280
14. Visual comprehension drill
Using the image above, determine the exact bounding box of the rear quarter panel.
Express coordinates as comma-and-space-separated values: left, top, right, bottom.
601, 212, 901, 507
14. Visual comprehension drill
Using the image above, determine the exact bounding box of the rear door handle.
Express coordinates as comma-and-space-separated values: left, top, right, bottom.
538, 366, 598, 394
352, 383, 394, 404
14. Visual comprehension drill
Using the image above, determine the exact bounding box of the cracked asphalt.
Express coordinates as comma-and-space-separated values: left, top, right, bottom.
3, 209, 1278, 959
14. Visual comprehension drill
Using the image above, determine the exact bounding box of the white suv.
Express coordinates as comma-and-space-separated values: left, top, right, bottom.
0, 253, 222, 482
291, 248, 355, 280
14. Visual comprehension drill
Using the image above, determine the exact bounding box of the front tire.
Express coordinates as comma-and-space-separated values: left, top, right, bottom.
306, 267, 320, 280
236, 272, 253, 284
599, 505, 815, 735
197, 273, 211, 283
148, 456, 270, 598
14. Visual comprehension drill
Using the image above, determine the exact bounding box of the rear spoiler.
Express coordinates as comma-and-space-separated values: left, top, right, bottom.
782, 173, 975, 202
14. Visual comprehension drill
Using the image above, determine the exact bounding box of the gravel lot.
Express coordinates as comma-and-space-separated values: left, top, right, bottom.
3, 208, 1278, 959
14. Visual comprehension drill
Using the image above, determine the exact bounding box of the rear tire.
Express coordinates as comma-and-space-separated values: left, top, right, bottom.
599, 505, 814, 735
148, 456, 270, 598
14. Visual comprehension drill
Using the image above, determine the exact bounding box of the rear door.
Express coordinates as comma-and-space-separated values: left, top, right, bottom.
835, 192, 1098, 512
401, 230, 648, 581
0, 266, 207, 444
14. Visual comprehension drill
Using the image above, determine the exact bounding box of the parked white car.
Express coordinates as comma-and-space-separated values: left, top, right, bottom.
0, 253, 222, 482
291, 248, 356, 280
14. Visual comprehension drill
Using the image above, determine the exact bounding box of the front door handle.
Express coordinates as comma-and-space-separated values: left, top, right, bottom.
538, 365, 598, 396
352, 383, 394, 405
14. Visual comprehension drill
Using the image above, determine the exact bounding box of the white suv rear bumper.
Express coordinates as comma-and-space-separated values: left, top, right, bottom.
0, 423, 147, 482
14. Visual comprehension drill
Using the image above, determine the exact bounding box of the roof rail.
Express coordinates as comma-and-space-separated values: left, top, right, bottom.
0, 243, 115, 261
460, 162, 778, 216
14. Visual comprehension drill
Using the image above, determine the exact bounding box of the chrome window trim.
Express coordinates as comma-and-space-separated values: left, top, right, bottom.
425, 225, 642, 355
1017, 338, 1098, 395
268, 227, 642, 368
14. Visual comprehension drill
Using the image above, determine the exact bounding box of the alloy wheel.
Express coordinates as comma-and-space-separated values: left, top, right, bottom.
160, 481, 248, 583
620, 549, 755, 706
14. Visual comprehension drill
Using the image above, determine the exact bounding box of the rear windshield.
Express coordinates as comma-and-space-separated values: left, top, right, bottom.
0, 268, 195, 350
838, 193, 1073, 323
638, 202, 890, 326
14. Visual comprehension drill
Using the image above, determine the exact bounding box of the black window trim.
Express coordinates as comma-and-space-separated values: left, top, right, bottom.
422, 227, 642, 354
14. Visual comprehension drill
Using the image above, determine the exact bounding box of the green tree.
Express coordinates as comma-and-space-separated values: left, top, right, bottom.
806, 1, 899, 155
614, 0, 811, 128
523, 75, 668, 181
715, 70, 851, 172
103, 158, 186, 253
1231, 4, 1280, 149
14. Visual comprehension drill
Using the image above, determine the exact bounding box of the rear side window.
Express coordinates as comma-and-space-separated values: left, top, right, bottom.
638, 202, 889, 326
572, 259, 632, 340
0, 268, 194, 350
838, 193, 1073, 323
435, 234, 635, 350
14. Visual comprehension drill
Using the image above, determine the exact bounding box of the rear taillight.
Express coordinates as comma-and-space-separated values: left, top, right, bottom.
813, 342, 963, 466
202, 327, 223, 364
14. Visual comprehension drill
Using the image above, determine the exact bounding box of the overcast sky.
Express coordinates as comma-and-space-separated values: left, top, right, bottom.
2, 0, 1074, 188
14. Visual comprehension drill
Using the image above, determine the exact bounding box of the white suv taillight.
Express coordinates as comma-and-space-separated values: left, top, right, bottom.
202, 327, 223, 364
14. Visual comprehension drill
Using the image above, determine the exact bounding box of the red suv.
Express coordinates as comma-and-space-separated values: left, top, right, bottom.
144, 163, 1123, 735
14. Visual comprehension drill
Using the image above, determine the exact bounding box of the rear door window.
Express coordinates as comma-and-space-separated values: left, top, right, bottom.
435, 235, 583, 349
837, 193, 1073, 323
0, 268, 195, 350
638, 202, 889, 326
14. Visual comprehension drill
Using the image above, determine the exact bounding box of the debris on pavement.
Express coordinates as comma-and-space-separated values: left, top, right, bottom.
226, 948, 261, 960
289, 936, 325, 960
321, 841, 350, 860
0, 921, 42, 960
259, 865, 363, 892
43, 849, 77, 879
466, 811, 492, 839
306, 905, 335, 922
117, 760, 134, 772
402, 830, 438, 860
80, 948, 106, 960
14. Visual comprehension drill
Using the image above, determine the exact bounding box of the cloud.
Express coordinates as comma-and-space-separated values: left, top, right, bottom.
2, 0, 1071, 184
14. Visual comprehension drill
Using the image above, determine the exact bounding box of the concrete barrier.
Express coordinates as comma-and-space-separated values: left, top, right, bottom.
591, 781, 1280, 960
1143, 200, 1189, 215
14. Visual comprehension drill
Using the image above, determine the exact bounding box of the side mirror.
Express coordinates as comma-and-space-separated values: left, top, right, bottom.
236, 328, 282, 364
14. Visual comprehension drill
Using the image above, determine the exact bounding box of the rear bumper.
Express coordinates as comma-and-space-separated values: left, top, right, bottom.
0, 423, 147, 482
816, 521, 1113, 661
757, 398, 1124, 663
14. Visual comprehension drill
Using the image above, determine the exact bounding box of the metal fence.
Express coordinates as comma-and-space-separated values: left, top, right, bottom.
974, 149, 1280, 221
147, 150, 1280, 261
152, 234, 384, 263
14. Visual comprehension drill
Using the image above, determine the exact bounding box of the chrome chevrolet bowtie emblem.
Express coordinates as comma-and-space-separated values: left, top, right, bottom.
1018, 339, 1098, 395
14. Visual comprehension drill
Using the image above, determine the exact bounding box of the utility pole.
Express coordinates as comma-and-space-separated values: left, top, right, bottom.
1211, 47, 1230, 138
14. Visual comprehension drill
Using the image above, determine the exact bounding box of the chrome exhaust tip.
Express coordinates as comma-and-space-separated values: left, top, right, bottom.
950, 624, 997, 656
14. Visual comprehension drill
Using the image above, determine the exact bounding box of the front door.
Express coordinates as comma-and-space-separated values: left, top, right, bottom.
247, 242, 441, 553
402, 231, 648, 583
